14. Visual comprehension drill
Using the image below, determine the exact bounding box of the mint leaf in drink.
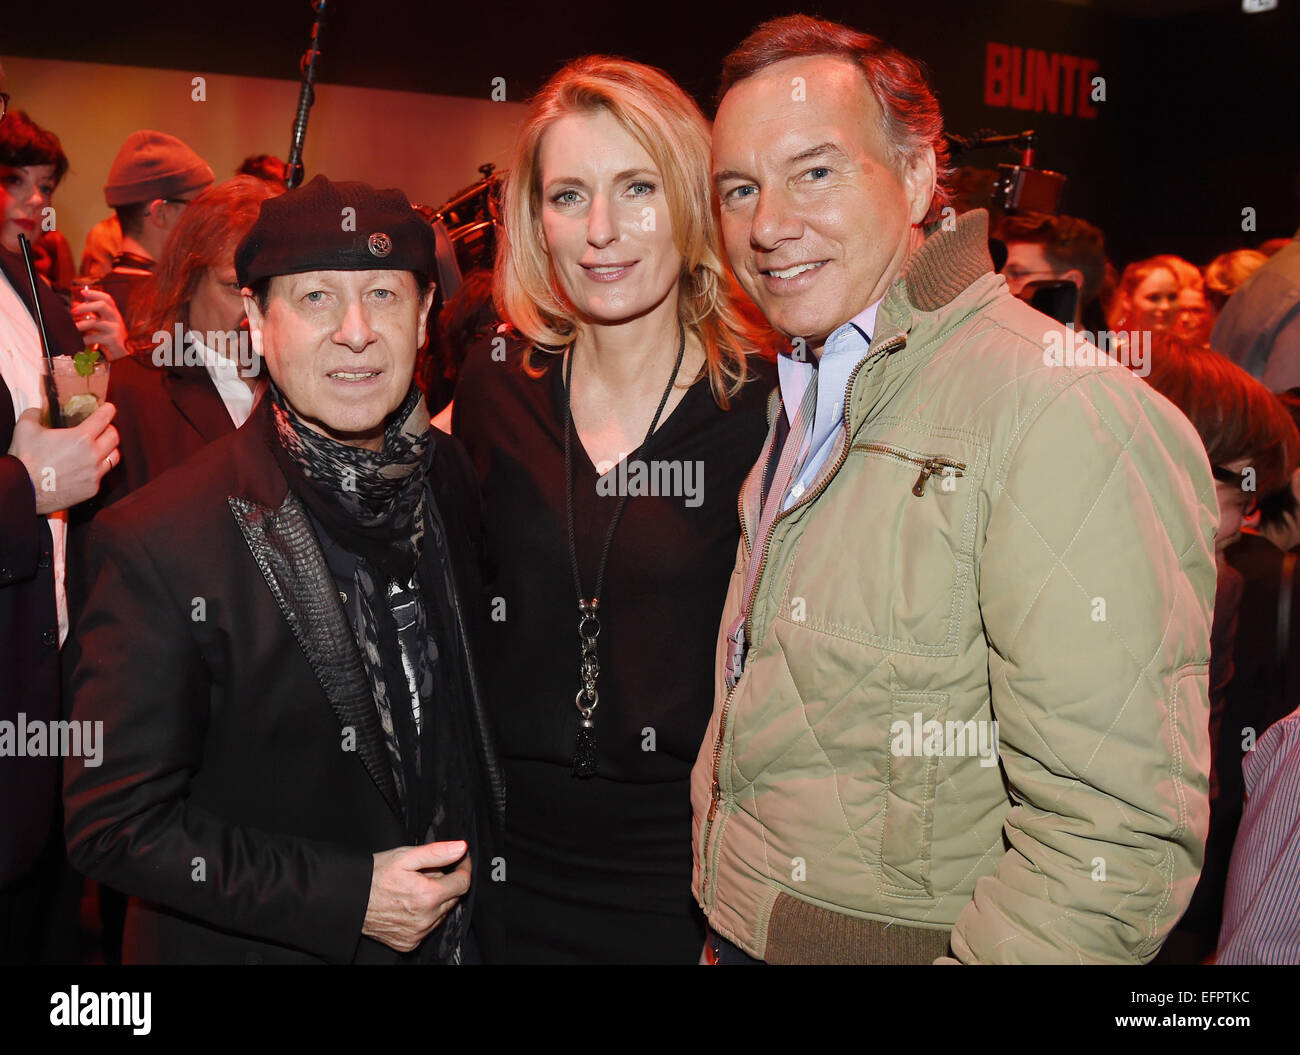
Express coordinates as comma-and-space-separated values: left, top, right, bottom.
73, 348, 101, 378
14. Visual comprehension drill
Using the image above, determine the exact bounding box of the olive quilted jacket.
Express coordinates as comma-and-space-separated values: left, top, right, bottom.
690, 210, 1218, 964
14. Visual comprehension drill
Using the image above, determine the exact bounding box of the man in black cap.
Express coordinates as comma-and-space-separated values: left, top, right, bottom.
64, 175, 503, 964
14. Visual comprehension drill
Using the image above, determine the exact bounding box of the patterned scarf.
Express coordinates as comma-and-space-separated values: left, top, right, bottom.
269, 382, 437, 833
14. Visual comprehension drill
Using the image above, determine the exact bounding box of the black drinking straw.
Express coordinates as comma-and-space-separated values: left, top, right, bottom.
17, 232, 64, 427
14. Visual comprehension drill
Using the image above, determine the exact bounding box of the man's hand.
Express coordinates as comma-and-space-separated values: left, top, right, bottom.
8, 403, 119, 514
362, 840, 472, 954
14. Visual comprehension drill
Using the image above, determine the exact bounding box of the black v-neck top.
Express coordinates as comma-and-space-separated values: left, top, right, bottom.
453, 334, 774, 961
455, 336, 775, 780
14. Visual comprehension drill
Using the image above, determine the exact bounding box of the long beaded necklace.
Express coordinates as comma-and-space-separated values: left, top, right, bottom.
561, 319, 687, 778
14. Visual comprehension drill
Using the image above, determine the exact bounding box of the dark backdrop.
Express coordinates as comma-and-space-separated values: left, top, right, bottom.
4, 0, 1296, 268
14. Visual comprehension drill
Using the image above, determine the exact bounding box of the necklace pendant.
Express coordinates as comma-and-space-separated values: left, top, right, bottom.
573, 596, 601, 778
572, 718, 597, 778
562, 323, 682, 784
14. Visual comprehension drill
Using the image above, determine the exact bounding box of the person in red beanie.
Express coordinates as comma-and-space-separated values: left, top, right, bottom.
90, 130, 213, 328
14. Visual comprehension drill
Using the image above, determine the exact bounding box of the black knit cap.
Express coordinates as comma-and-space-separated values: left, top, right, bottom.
235, 174, 435, 287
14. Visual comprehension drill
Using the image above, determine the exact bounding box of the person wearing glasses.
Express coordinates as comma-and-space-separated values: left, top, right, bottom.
1139, 333, 1300, 962
89, 130, 213, 330
993, 211, 1108, 331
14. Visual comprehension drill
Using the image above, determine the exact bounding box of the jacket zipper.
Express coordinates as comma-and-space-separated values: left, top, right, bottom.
699, 333, 906, 909
852, 443, 967, 496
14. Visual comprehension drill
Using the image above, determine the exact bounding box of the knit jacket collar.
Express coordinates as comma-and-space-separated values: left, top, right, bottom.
840, 209, 999, 434
874, 208, 996, 344
902, 208, 995, 312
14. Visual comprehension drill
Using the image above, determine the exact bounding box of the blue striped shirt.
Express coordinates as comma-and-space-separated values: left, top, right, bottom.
775, 301, 879, 511
1216, 708, 1300, 964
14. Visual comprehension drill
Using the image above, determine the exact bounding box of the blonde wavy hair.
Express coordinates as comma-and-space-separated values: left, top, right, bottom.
1204, 249, 1267, 311
495, 55, 771, 408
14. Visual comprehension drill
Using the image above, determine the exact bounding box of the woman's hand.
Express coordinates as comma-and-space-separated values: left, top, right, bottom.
73, 286, 130, 360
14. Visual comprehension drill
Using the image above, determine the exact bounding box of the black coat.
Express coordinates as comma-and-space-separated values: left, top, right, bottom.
0, 247, 84, 889
64, 355, 235, 621
62, 397, 504, 964
0, 384, 60, 890
99, 355, 236, 505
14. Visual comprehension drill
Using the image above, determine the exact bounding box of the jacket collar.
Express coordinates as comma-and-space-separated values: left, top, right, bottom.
162, 364, 238, 444
901, 207, 996, 313
226, 398, 404, 821
846, 209, 999, 430
108, 250, 155, 275
874, 208, 996, 347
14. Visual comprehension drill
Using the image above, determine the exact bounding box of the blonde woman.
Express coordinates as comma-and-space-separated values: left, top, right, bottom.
1204, 249, 1268, 313
452, 56, 774, 963
1108, 253, 1203, 334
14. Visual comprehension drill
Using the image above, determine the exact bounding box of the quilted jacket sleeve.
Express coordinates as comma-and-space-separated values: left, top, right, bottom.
948, 367, 1218, 963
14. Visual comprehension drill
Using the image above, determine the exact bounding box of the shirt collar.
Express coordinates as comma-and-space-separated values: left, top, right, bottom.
777, 299, 880, 425
194, 335, 247, 376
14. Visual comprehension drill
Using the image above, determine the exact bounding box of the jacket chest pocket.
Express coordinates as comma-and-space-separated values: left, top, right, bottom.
774, 439, 981, 656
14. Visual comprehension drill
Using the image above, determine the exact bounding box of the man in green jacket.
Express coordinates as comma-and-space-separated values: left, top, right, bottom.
694, 14, 1219, 964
